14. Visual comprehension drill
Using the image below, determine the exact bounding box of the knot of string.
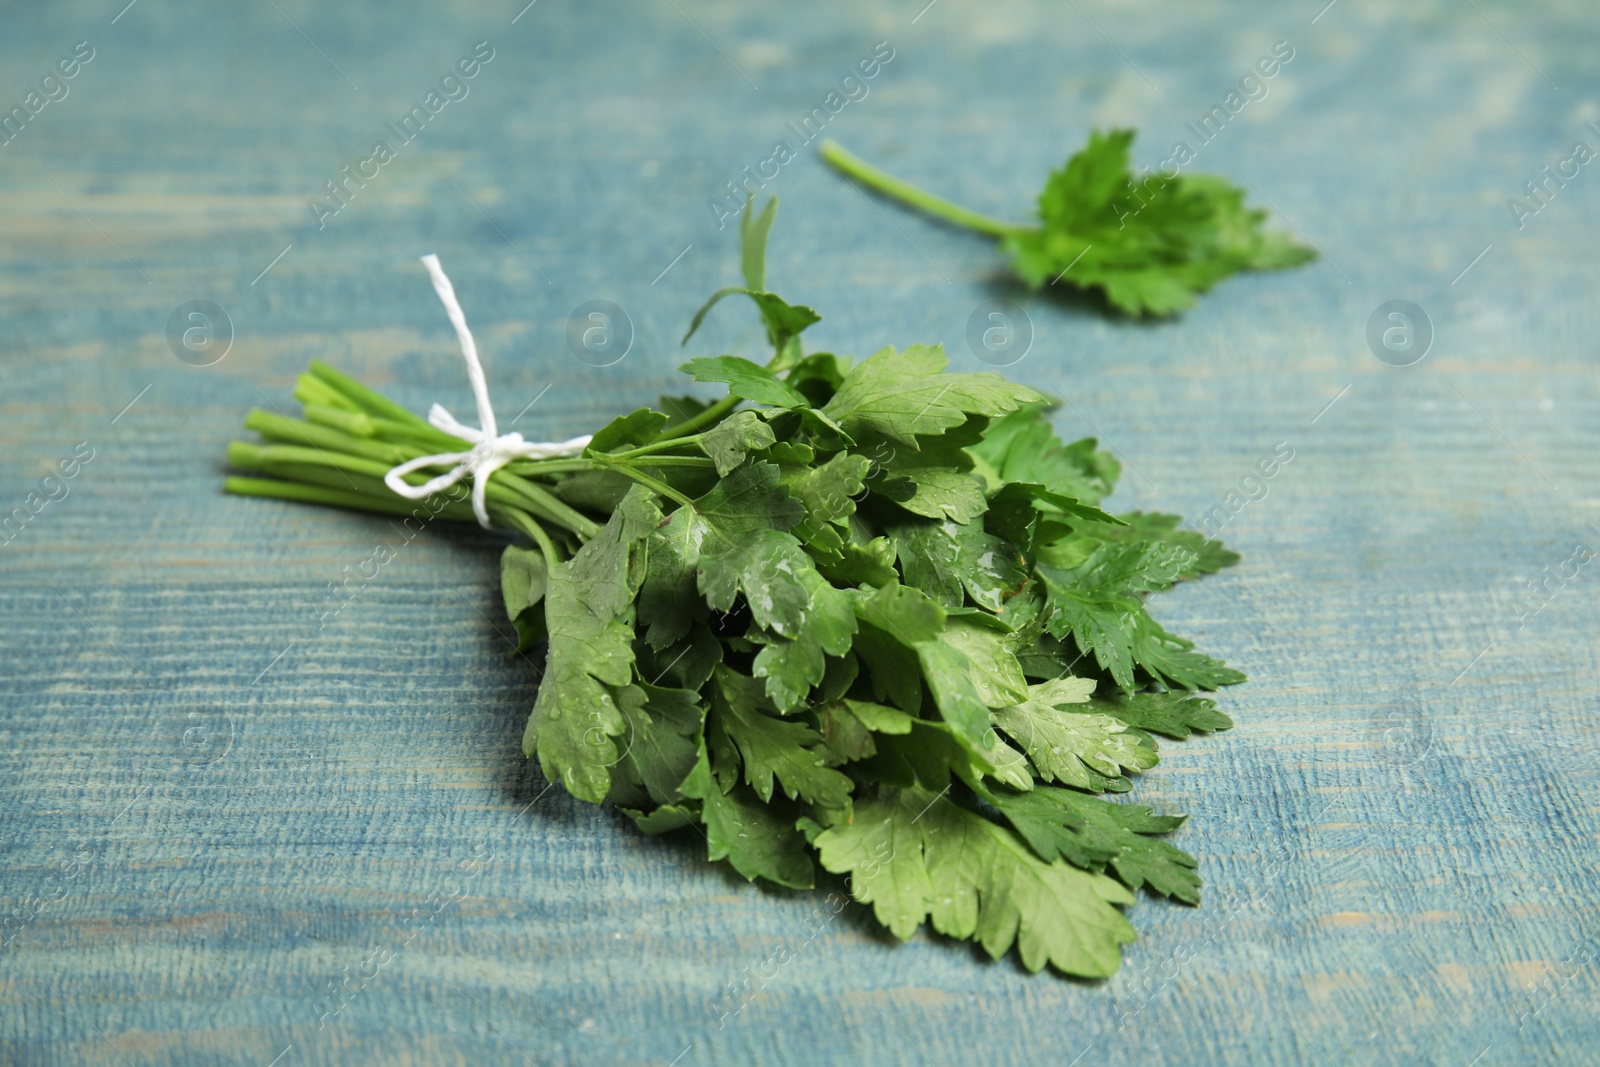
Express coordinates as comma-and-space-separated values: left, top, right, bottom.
383, 254, 590, 529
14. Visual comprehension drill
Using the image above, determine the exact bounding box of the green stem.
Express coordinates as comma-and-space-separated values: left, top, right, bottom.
294, 373, 363, 414
609, 463, 697, 511
610, 434, 708, 460
248, 461, 439, 512
503, 458, 591, 477
818, 139, 1027, 239
493, 471, 603, 541
623, 455, 716, 469
223, 476, 448, 519
246, 409, 418, 466
230, 441, 400, 484
309, 360, 441, 436
657, 394, 739, 441
499, 508, 563, 563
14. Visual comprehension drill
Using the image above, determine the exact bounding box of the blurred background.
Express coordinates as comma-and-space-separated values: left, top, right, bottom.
1, 1, 1597, 1064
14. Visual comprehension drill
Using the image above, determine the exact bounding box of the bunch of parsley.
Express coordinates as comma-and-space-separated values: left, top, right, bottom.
821, 129, 1314, 316
225, 201, 1243, 978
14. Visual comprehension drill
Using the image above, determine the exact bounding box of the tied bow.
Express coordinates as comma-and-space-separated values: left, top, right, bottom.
384, 254, 591, 529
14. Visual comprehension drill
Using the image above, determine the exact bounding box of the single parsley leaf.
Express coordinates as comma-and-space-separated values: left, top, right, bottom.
891, 517, 1027, 612
878, 466, 987, 523
870, 423, 991, 523
587, 408, 669, 453
1128, 613, 1247, 691
1105, 511, 1240, 577
819, 702, 879, 762
659, 462, 817, 637
522, 486, 661, 803
1036, 539, 1223, 692
993, 682, 1159, 791
983, 785, 1201, 903
986, 483, 1125, 561
682, 198, 821, 358
856, 583, 992, 746
500, 544, 546, 615
817, 533, 899, 588
820, 132, 1313, 317
780, 451, 872, 560
623, 804, 698, 835
679, 355, 808, 409
636, 507, 705, 651
700, 409, 777, 475
969, 406, 1121, 505
813, 785, 1137, 976
500, 544, 548, 650
818, 695, 920, 764
612, 682, 704, 807
1005, 130, 1316, 314
821, 344, 1047, 445
937, 615, 1030, 709
710, 667, 854, 810
1089, 689, 1235, 739
679, 746, 815, 889
750, 569, 858, 711
889, 520, 965, 608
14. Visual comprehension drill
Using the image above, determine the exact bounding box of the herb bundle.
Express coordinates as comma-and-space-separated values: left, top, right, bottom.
225, 201, 1243, 977
821, 129, 1314, 316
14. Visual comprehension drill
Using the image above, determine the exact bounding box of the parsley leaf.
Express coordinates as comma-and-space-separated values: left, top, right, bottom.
992, 678, 1160, 790
968, 405, 1120, 506
814, 785, 1137, 975
821, 344, 1047, 444
699, 409, 777, 476
710, 667, 855, 810
680, 355, 809, 409
521, 486, 660, 803
983, 785, 1202, 904
611, 682, 704, 808
680, 746, 816, 889
1090, 689, 1235, 739
820, 132, 1314, 316
779, 451, 872, 560
500, 543, 548, 649
750, 569, 858, 711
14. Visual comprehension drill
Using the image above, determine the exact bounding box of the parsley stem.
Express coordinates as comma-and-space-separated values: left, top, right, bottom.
578, 454, 714, 474
610, 434, 709, 460
503, 458, 596, 477
657, 395, 739, 441
223, 476, 469, 520
818, 140, 1026, 239
246, 409, 419, 466
608, 463, 697, 511
625, 455, 716, 469
237, 457, 457, 516
493, 471, 602, 541
309, 360, 441, 437
498, 507, 563, 563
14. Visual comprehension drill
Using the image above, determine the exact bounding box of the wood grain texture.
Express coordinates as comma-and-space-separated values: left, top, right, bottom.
2, 1, 1598, 1064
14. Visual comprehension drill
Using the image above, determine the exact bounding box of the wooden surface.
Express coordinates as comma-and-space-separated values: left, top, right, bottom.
3, 1, 1598, 1064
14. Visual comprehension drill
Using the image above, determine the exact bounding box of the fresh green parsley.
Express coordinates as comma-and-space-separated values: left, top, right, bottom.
820, 130, 1315, 315
224, 199, 1245, 977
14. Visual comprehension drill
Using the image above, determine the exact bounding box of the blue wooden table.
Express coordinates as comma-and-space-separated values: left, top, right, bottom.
3, 1, 1597, 1064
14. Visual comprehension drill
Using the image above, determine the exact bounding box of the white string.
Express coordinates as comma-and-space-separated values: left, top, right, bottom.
383, 254, 591, 529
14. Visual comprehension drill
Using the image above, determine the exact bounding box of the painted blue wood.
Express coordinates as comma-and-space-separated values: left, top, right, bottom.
2, 1, 1598, 1064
